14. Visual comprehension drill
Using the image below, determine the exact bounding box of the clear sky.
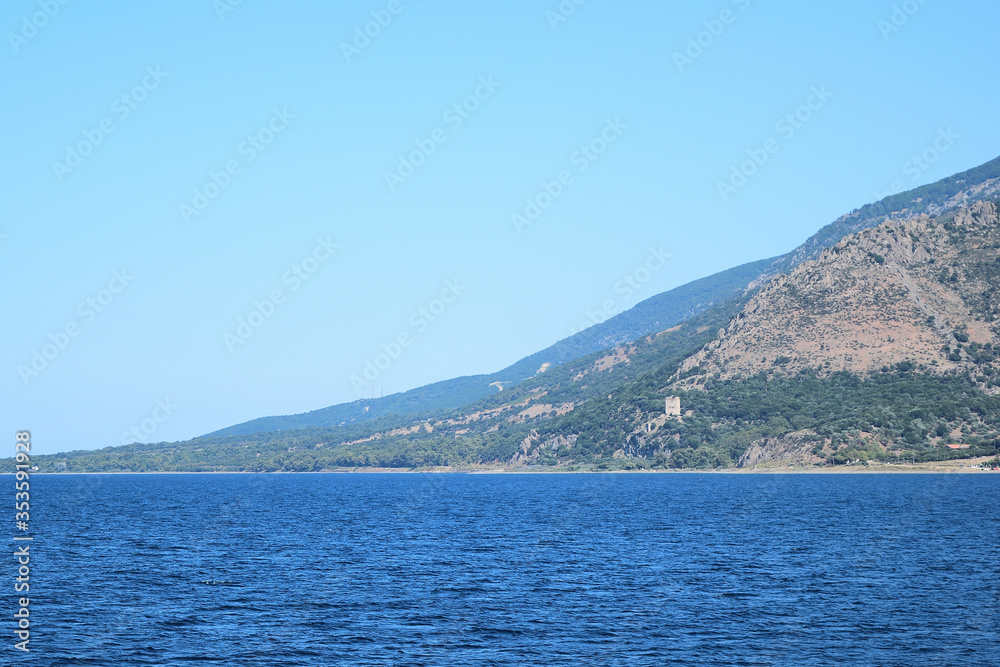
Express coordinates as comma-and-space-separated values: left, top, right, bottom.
4, 0, 999, 454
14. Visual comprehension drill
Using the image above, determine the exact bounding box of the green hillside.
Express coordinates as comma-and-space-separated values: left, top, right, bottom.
206, 256, 777, 437
208, 155, 1000, 440
16, 156, 1000, 472
773, 154, 1000, 273
27, 294, 749, 471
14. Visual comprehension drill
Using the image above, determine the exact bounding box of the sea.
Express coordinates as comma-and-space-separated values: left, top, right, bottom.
19, 472, 1000, 666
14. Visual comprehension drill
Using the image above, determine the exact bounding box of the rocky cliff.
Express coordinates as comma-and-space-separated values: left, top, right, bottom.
677, 201, 1000, 388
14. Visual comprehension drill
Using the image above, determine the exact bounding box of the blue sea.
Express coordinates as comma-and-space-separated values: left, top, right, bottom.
20, 473, 1000, 665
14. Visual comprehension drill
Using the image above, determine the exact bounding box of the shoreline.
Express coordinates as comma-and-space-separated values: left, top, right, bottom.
16, 463, 999, 475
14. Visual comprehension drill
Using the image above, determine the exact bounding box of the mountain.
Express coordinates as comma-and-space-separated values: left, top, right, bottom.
535, 200, 1000, 469
677, 200, 1000, 383
208, 155, 1000, 439
768, 154, 1000, 274
19, 155, 1000, 472
35, 294, 750, 471
206, 255, 777, 437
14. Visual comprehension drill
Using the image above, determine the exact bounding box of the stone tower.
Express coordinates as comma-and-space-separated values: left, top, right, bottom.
665, 396, 681, 417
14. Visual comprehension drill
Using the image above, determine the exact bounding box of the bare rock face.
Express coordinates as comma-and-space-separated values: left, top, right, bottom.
765, 175, 1000, 276
927, 177, 1000, 217
676, 201, 1000, 385
737, 430, 820, 468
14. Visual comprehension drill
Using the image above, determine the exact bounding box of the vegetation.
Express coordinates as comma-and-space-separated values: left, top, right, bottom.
19, 362, 999, 473
13, 158, 1000, 473
770, 155, 1000, 274
210, 256, 779, 438
210, 156, 1000, 440
18, 295, 746, 472
546, 366, 1000, 468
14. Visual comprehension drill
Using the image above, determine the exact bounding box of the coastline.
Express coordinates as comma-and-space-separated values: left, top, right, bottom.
20, 460, 999, 475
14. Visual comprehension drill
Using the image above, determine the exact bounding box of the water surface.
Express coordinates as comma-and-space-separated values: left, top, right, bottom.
23, 473, 1000, 665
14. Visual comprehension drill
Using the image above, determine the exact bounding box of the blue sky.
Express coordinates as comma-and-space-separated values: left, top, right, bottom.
3, 0, 999, 454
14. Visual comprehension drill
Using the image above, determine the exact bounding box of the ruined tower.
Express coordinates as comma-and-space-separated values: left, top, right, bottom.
665, 396, 681, 417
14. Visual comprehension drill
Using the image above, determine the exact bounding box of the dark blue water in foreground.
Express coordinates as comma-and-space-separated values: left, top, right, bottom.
19, 473, 1000, 666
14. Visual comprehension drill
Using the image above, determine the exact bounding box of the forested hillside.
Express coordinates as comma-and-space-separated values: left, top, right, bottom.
209, 155, 1000, 440
17, 160, 1000, 472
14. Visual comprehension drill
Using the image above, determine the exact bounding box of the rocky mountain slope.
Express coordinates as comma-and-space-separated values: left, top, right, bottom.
31, 197, 1000, 472
19, 158, 1000, 472
209, 155, 1000, 439
769, 155, 1000, 274
677, 201, 1000, 386
31, 296, 748, 471
206, 256, 775, 437
499, 200, 1000, 470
